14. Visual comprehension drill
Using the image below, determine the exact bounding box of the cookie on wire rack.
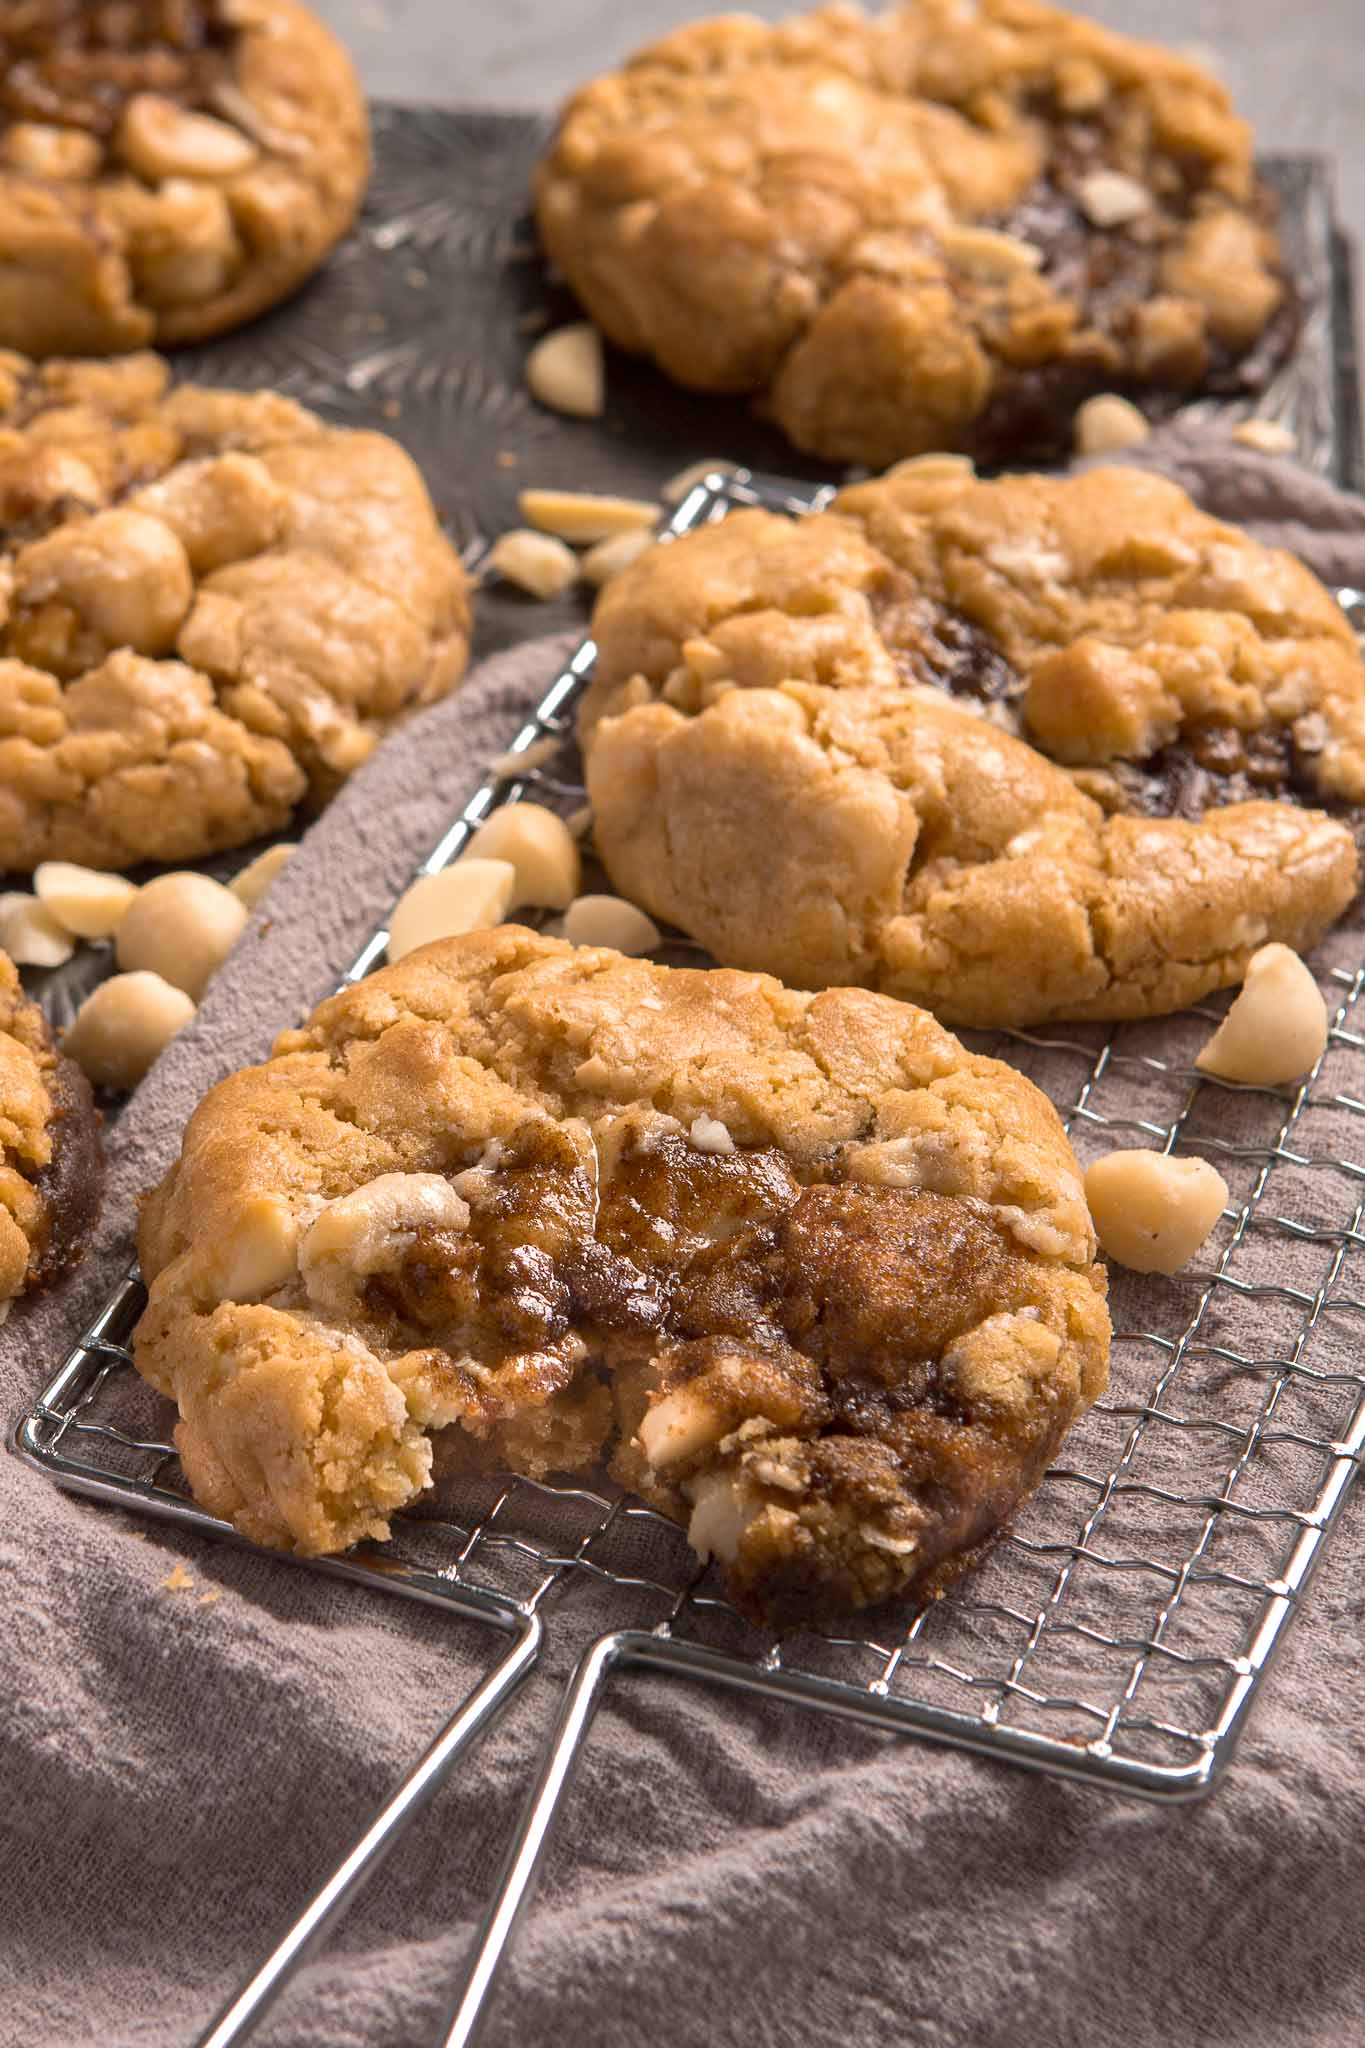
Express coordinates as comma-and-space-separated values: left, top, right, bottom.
0, 948, 102, 1310
580, 461, 1364, 1030
0, 349, 472, 873
134, 926, 1110, 1631
0, 0, 369, 355
536, 0, 1293, 467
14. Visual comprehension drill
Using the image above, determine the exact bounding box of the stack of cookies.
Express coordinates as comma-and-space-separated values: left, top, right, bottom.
4, 0, 1359, 1631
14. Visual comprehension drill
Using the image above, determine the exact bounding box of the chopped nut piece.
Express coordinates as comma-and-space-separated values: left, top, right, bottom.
581, 530, 656, 587
639, 1386, 728, 1470
387, 861, 517, 962
115, 95, 260, 183
116, 873, 248, 1000
0, 895, 74, 968
525, 323, 605, 419
2, 124, 103, 179
1074, 393, 1152, 454
1077, 169, 1151, 228
1084, 1149, 1228, 1274
689, 1113, 736, 1156
63, 972, 196, 1089
938, 225, 1042, 278
464, 803, 581, 911
1232, 419, 1297, 455
562, 895, 662, 955
662, 458, 740, 505
1195, 944, 1328, 1086
230, 843, 295, 912
488, 735, 559, 778
519, 489, 658, 544
488, 529, 579, 600
34, 862, 138, 940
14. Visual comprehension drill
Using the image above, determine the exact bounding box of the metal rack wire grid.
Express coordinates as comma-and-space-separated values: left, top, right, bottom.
14, 470, 1365, 2047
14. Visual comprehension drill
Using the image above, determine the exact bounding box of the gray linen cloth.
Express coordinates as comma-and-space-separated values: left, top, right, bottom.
2, 435, 1363, 2048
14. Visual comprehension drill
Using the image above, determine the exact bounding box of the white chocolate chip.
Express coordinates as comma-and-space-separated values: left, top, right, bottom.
2, 123, 103, 179
1077, 169, 1151, 228
115, 873, 247, 1000
1075, 393, 1152, 455
114, 93, 259, 182
562, 895, 661, 955
1084, 1149, 1228, 1274
1195, 944, 1328, 1087
215, 1194, 300, 1302
525, 322, 605, 418
685, 1468, 760, 1564
580, 529, 655, 587
639, 1387, 728, 1471
938, 224, 1042, 278
300, 1172, 469, 1315
488, 528, 579, 599
0, 895, 74, 968
662, 458, 739, 504
689, 1114, 736, 1156
1232, 419, 1297, 455
33, 862, 137, 940
463, 803, 581, 911
62, 972, 196, 1089
230, 842, 295, 911
519, 489, 658, 544
387, 860, 517, 962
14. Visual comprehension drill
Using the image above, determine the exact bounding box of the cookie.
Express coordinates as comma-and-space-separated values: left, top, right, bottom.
0, 350, 472, 873
0, 948, 102, 1309
134, 926, 1110, 1630
536, 0, 1291, 467
0, 0, 369, 355
581, 463, 1363, 1029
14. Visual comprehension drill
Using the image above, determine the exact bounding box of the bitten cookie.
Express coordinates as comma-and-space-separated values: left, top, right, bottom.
581, 463, 1363, 1029
0, 949, 102, 1308
537, 0, 1291, 466
0, 0, 369, 355
0, 350, 472, 872
134, 926, 1110, 1630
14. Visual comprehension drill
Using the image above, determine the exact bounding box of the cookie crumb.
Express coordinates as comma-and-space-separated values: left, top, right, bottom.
1232, 419, 1296, 455
197, 1589, 222, 1607
161, 1563, 195, 1592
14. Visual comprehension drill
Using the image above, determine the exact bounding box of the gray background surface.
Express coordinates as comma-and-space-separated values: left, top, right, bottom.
312, 0, 1365, 245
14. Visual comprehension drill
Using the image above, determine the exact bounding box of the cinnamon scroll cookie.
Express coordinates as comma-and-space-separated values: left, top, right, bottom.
0, 350, 471, 872
580, 463, 1363, 1029
537, 0, 1292, 466
0, 0, 369, 355
0, 948, 102, 1310
134, 927, 1110, 1630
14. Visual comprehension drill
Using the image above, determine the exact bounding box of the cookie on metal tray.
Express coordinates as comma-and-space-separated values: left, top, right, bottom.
0, 0, 369, 355
537, 0, 1292, 466
0, 948, 102, 1310
580, 462, 1364, 1029
0, 349, 472, 872
134, 927, 1110, 1630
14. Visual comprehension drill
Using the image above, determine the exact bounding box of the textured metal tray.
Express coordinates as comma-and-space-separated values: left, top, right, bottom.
9, 109, 1365, 2048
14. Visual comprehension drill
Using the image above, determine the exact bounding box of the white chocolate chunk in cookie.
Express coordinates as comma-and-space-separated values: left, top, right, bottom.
116, 874, 248, 1001
639, 1386, 730, 1471
300, 1173, 470, 1316
215, 1195, 300, 1303
0, 895, 74, 968
525, 323, 605, 418
1195, 944, 1328, 1086
115, 94, 260, 183
387, 862, 517, 963
1084, 1150, 1228, 1274
230, 843, 295, 912
685, 1468, 761, 1565
562, 895, 661, 955
689, 1114, 736, 1156
464, 804, 581, 911
63, 972, 196, 1089
34, 863, 138, 941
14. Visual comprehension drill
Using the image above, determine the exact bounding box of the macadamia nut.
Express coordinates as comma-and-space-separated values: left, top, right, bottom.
525, 323, 605, 418
115, 94, 259, 182
34, 862, 137, 940
387, 860, 517, 962
562, 895, 662, 955
488, 529, 579, 599
230, 842, 295, 911
1195, 944, 1328, 1086
116, 872, 248, 999
1075, 394, 1152, 454
63, 972, 196, 1089
1084, 1149, 1229, 1274
464, 804, 580, 911
581, 530, 655, 587
519, 489, 658, 544
0, 894, 74, 968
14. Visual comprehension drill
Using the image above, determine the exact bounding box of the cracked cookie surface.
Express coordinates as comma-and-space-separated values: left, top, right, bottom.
537, 0, 1291, 467
0, 0, 369, 355
0, 947, 102, 1307
581, 463, 1362, 1028
0, 349, 472, 872
134, 926, 1110, 1630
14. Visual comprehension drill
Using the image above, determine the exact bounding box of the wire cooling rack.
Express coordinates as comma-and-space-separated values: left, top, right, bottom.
15, 469, 1365, 2048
